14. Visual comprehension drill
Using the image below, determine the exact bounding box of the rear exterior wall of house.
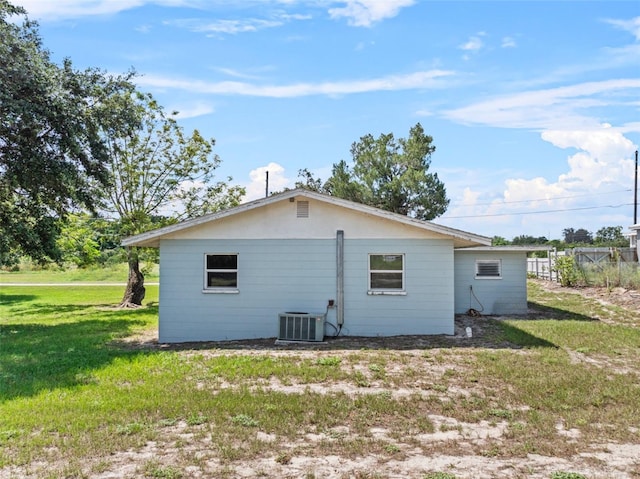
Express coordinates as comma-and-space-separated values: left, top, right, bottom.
157, 237, 455, 342
453, 250, 528, 315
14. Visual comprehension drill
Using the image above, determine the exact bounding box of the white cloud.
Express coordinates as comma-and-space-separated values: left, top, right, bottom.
15, 0, 147, 20
212, 66, 276, 80
328, 0, 415, 27
172, 101, 215, 119
415, 109, 433, 117
14, 0, 308, 22
604, 16, 640, 41
135, 23, 152, 33
443, 79, 640, 130
137, 69, 455, 98
459, 34, 484, 52
501, 36, 516, 48
166, 17, 284, 35
438, 126, 638, 239
541, 126, 636, 163
244, 162, 292, 200
542, 127, 636, 193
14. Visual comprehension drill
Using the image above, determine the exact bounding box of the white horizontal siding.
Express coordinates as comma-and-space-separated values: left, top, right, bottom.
159, 239, 335, 342
158, 237, 455, 342
454, 251, 528, 315
341, 239, 453, 336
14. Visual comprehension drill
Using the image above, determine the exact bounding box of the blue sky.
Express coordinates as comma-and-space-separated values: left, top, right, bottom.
13, 0, 640, 240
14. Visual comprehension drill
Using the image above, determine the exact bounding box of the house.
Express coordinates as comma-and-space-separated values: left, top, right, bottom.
123, 189, 533, 343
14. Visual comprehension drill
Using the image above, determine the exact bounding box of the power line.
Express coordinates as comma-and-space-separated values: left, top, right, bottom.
441, 203, 633, 219
449, 189, 632, 208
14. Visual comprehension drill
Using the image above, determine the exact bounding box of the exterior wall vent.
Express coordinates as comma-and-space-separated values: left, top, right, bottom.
475, 259, 502, 278
278, 312, 325, 341
296, 200, 309, 218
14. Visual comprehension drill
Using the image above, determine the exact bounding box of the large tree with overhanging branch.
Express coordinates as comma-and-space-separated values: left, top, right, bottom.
99, 91, 245, 307
0, 0, 136, 265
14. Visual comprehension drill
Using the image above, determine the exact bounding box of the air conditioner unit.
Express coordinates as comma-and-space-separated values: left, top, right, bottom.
278, 312, 325, 342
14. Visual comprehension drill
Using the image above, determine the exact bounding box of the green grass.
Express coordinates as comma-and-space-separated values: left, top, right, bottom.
1, 281, 639, 477
0, 262, 159, 283
0, 286, 159, 399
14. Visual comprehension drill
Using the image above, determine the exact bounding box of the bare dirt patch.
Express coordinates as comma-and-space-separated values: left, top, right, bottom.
531, 279, 640, 324
5, 281, 640, 479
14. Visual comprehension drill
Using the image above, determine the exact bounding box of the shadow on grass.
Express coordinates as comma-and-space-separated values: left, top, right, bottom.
0, 293, 38, 304
527, 300, 599, 322
8, 302, 105, 316
495, 319, 558, 348
0, 313, 153, 401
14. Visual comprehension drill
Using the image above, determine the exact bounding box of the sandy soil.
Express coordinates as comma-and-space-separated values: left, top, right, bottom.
3, 279, 640, 479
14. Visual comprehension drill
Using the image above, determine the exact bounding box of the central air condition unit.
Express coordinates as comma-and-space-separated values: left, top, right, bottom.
278, 312, 325, 342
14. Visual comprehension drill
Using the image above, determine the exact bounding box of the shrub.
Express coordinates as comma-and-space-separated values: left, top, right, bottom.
553, 255, 579, 287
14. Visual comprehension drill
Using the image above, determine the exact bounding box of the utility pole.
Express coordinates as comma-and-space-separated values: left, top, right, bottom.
265, 170, 269, 198
635, 150, 638, 224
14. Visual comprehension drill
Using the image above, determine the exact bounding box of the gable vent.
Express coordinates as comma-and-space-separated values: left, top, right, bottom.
296, 200, 309, 218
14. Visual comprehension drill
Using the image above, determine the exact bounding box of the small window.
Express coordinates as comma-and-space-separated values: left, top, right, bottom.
476, 259, 501, 279
369, 254, 404, 291
205, 254, 238, 289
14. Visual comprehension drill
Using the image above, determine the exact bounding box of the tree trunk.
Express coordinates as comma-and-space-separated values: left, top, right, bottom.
119, 247, 145, 308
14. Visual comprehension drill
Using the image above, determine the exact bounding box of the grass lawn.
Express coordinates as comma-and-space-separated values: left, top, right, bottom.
0, 263, 159, 284
1, 281, 639, 478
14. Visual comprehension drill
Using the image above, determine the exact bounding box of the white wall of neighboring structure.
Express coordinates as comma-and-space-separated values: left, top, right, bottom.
454, 250, 528, 315
629, 224, 640, 261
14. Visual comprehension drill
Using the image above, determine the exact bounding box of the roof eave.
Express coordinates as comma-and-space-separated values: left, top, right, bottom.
455, 245, 552, 252
121, 188, 492, 248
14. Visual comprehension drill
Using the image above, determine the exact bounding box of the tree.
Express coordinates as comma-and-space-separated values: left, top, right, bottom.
0, 1, 135, 265
562, 228, 593, 244
594, 226, 627, 247
100, 91, 245, 307
56, 214, 129, 267
324, 123, 449, 220
491, 236, 510, 246
294, 168, 325, 192
56, 214, 103, 268
511, 235, 548, 245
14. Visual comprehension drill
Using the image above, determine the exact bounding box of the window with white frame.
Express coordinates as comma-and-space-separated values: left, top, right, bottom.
369, 254, 404, 291
204, 254, 238, 290
475, 259, 501, 279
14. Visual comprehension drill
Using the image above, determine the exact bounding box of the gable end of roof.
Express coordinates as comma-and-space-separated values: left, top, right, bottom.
122, 189, 492, 248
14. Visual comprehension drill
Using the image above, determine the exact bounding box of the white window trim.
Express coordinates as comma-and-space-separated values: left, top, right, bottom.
201, 288, 239, 294
368, 253, 406, 294
475, 259, 502, 280
367, 290, 407, 296
203, 253, 239, 293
